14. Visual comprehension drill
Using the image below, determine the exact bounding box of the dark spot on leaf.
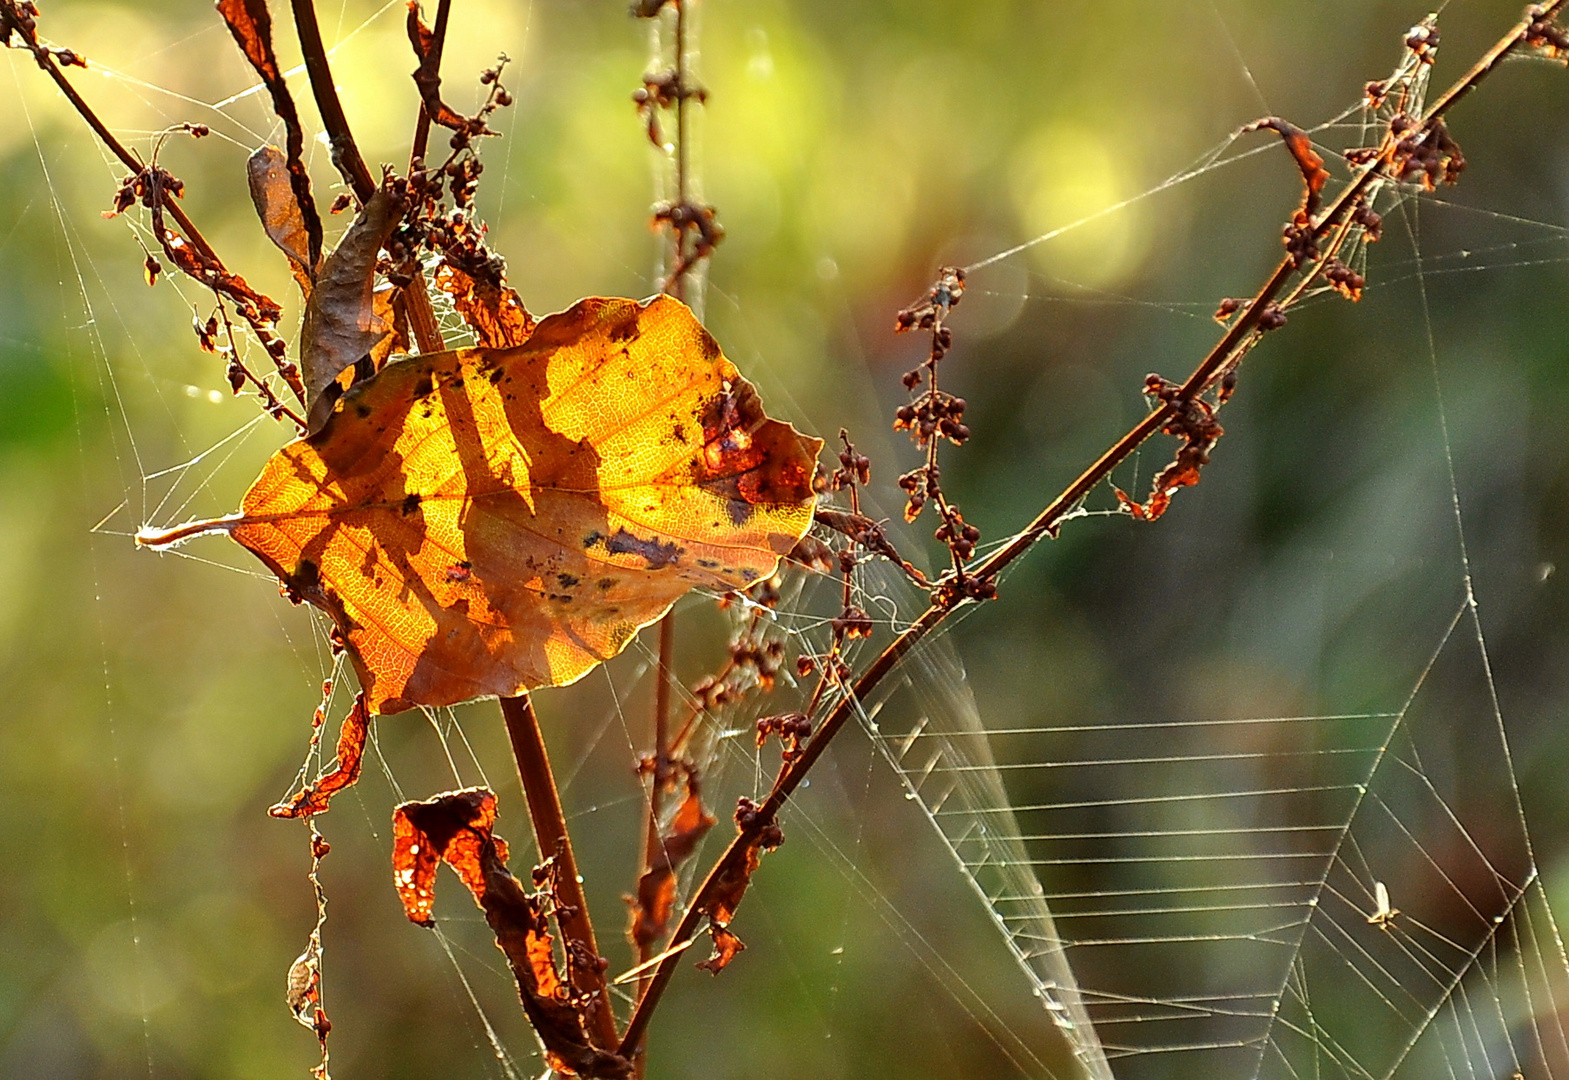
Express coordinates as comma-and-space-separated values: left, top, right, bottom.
603, 527, 681, 569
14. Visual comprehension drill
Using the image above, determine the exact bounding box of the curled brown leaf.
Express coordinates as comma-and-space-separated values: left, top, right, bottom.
248, 146, 314, 293
300, 183, 403, 430
217, 0, 322, 269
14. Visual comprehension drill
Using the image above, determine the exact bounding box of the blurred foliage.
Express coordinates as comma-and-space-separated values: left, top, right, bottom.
3, 1, 1569, 1078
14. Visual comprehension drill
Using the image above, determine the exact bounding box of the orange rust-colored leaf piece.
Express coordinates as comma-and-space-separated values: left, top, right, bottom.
433, 262, 535, 348
392, 789, 631, 1078
1242, 117, 1329, 218
270, 691, 371, 818
139, 295, 822, 716
392, 787, 504, 926
629, 774, 716, 952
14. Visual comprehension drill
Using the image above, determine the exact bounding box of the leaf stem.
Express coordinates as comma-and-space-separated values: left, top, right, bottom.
631, 612, 676, 1077
499, 693, 620, 1053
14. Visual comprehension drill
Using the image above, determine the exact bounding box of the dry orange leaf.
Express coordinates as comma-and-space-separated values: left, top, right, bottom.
140, 295, 821, 715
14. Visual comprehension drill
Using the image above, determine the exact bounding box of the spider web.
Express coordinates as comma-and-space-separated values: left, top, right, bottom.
6, 2, 1569, 1079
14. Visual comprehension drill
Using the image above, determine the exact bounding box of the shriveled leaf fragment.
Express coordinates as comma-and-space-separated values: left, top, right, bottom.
405, 2, 467, 133
695, 839, 762, 975
1114, 375, 1225, 522
434, 262, 535, 348
301, 185, 402, 430
285, 825, 333, 1078
392, 787, 503, 925
391, 789, 631, 1078
141, 296, 822, 715
629, 775, 715, 952
695, 798, 783, 975
248, 146, 313, 290
218, 0, 322, 270
1242, 116, 1328, 217
270, 691, 371, 818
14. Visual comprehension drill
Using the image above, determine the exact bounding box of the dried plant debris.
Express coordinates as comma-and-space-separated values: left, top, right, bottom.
248, 146, 315, 292
217, 0, 322, 269
694, 797, 783, 975
406, 3, 511, 151
432, 262, 535, 348
1240, 117, 1330, 267
285, 827, 334, 1079
300, 182, 405, 429
629, 769, 716, 953
1527, 5, 1569, 58
1388, 113, 1465, 190
1115, 375, 1225, 522
270, 692, 372, 819
392, 789, 631, 1078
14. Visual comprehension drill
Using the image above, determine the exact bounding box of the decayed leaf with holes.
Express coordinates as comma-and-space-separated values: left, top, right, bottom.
139, 295, 822, 715
434, 262, 535, 348
392, 789, 632, 1078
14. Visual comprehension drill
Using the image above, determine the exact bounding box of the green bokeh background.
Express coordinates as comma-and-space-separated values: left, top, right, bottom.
3, 1, 1569, 1078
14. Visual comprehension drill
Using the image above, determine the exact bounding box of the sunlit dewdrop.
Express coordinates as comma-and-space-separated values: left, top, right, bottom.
183, 384, 226, 404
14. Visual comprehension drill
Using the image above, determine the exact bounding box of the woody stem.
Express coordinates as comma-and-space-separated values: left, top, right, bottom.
500, 693, 620, 1051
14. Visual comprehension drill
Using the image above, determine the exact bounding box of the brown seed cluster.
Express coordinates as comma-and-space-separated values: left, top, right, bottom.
1389, 114, 1465, 190
1527, 5, 1569, 57
755, 712, 811, 760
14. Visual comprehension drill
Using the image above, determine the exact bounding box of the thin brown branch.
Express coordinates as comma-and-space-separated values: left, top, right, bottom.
289, 0, 376, 201
402, 273, 445, 353
2, 1, 308, 409
615, 1, 1567, 1053
669, 0, 688, 303
409, 0, 453, 167
500, 693, 620, 1053
0, 4, 217, 262
630, 612, 676, 1077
